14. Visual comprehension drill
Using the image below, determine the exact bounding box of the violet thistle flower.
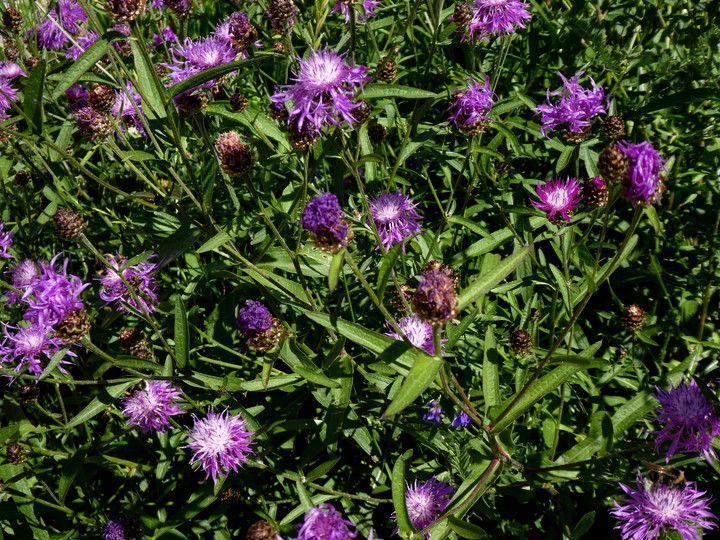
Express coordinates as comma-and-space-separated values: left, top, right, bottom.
270, 48, 371, 133
111, 80, 146, 136
651, 380, 720, 463
121, 380, 184, 433
185, 407, 254, 483
616, 140, 666, 206
301, 192, 353, 252
151, 26, 179, 49
451, 410, 471, 429
4, 259, 38, 304
412, 269, 458, 325
466, 0, 531, 41
236, 300, 283, 352
35, 0, 88, 50
102, 516, 144, 540
447, 76, 496, 135
0, 222, 13, 258
295, 503, 358, 540
0, 61, 25, 79
610, 471, 717, 540
0, 75, 20, 112
331, 0, 381, 23
98, 254, 159, 314
111, 23, 133, 56
0, 322, 75, 376
385, 315, 445, 356
531, 177, 583, 224
214, 11, 259, 54
393, 477, 454, 535
160, 36, 238, 88
423, 400, 442, 426
367, 190, 423, 252
66, 31, 98, 61
534, 71, 607, 141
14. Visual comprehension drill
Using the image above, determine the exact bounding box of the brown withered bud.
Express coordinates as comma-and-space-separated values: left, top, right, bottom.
510, 329, 534, 355
119, 329, 152, 360
422, 260, 461, 289
368, 122, 387, 144
19, 384, 41, 404
54, 209, 87, 240
246, 521, 278, 540
621, 304, 646, 332
6, 443, 26, 465
391, 284, 413, 312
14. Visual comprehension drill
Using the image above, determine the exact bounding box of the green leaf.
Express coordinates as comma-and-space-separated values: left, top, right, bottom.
51, 32, 127, 99
376, 242, 402, 299
361, 83, 438, 100
279, 340, 340, 388
571, 511, 596, 540
447, 516, 487, 539
555, 144, 575, 173
391, 450, 414, 536
23, 59, 45, 134
130, 37, 166, 118
174, 299, 189, 370
113, 356, 163, 372
305, 456, 341, 483
65, 381, 138, 430
197, 230, 232, 253
206, 104, 290, 151
635, 88, 718, 115
328, 251, 344, 293
154, 484, 218, 536
166, 55, 271, 99
154, 224, 202, 269
383, 354, 443, 418
457, 245, 533, 311
482, 327, 501, 412
58, 444, 89, 504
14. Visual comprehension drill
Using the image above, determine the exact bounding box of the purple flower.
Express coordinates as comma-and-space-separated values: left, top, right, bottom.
102, 516, 143, 540
423, 400, 442, 426
385, 315, 445, 356
0, 62, 26, 79
98, 254, 159, 314
412, 270, 458, 325
451, 410, 471, 429
394, 477, 454, 535
651, 380, 720, 463
160, 36, 238, 88
331, 0, 381, 23
111, 81, 145, 136
214, 11, 259, 54
102, 520, 127, 540
0, 322, 74, 376
66, 84, 88, 102
534, 71, 607, 138
0, 222, 13, 259
368, 191, 423, 252
236, 300, 274, 335
466, 0, 531, 41
447, 76, 496, 134
66, 31, 98, 61
301, 192, 349, 244
270, 48, 371, 133
531, 177, 583, 222
610, 471, 717, 540
185, 407, 254, 483
617, 140, 665, 206
151, 27, 179, 49
4, 259, 39, 304
121, 380, 184, 433
296, 503, 358, 540
35, 0, 88, 50
0, 76, 20, 112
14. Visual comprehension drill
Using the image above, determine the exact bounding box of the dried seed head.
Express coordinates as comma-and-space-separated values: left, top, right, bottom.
88, 85, 117, 113
216, 131, 256, 176
78, 112, 115, 140
583, 176, 609, 208
602, 115, 625, 140
54, 310, 91, 344
163, 0, 192, 15
13, 170, 30, 186
54, 209, 87, 240
105, 0, 147, 21
496, 161, 510, 176
119, 329, 152, 360
25, 57, 40, 71
6, 443, 25, 465
270, 102, 289, 122
268, 0, 296, 33
622, 304, 646, 332
368, 122, 387, 144
247, 318, 284, 353
510, 329, 534, 355
174, 92, 208, 115
287, 122, 319, 150
246, 521, 278, 540
561, 124, 592, 145
413, 269, 458, 325
220, 487, 242, 504
616, 347, 627, 360
352, 100, 372, 125
3, 39, 20, 61
530, 308, 541, 321
375, 57, 398, 83
19, 384, 40, 404
273, 41, 285, 53
311, 219, 354, 253
451, 2, 472, 27
422, 260, 461, 289
597, 145, 629, 183
2, 8, 23, 32
391, 284, 413, 312
154, 64, 170, 79
230, 94, 249, 113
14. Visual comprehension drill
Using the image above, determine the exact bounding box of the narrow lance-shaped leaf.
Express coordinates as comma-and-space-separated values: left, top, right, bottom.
23, 59, 45, 134
392, 450, 414, 536
383, 354, 443, 418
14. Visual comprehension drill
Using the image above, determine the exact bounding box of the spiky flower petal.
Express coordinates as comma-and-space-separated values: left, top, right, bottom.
531, 177, 583, 223
296, 503, 358, 540
385, 315, 445, 356
121, 380, 184, 433
466, 0, 531, 41
448, 76, 496, 135
616, 140, 665, 206
368, 191, 423, 252
394, 477, 454, 535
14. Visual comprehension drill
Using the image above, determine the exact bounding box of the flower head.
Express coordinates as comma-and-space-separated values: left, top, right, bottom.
121, 380, 184, 433
34, 0, 88, 50
111, 80, 145, 136
215, 131, 256, 176
385, 315, 445, 356
66, 31, 98, 61
531, 177, 583, 223
395, 477, 454, 535
616, 140, 665, 206
331, 0, 380, 23
423, 400, 442, 426
534, 71, 607, 139
447, 76, 496, 135
368, 191, 423, 252
214, 12, 258, 53
0, 222, 13, 258
236, 300, 283, 352
610, 471, 717, 540
651, 380, 720, 463
102, 516, 144, 540
412, 270, 458, 325
185, 407, 254, 483
451, 410, 471, 429
0, 62, 25, 79
161, 36, 238, 88
98, 254, 159, 314
301, 192, 351, 251
296, 503, 358, 540
270, 48, 371, 133
266, 0, 297, 33
466, 0, 532, 41
0, 76, 20, 112
0, 322, 74, 376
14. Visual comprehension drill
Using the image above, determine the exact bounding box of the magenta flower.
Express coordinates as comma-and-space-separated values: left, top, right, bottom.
34, 0, 88, 50
466, 0, 531, 41
121, 380, 184, 433
296, 503, 358, 540
368, 191, 423, 252
534, 71, 607, 138
214, 11, 259, 54
111, 80, 145, 136
102, 516, 143, 540
161, 36, 238, 88
611, 471, 717, 540
4, 259, 38, 305
0, 76, 20, 112
393, 477, 454, 536
331, 0, 380, 23
270, 48, 371, 133
423, 400, 442, 426
301, 192, 349, 244
66, 31, 98, 61
0, 323, 74, 376
98, 254, 159, 314
652, 380, 720, 463
185, 408, 254, 483
236, 300, 274, 336
385, 315, 445, 356
617, 140, 665, 206
447, 76, 496, 134
0, 222, 13, 259
531, 177, 583, 222
0, 62, 25, 79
